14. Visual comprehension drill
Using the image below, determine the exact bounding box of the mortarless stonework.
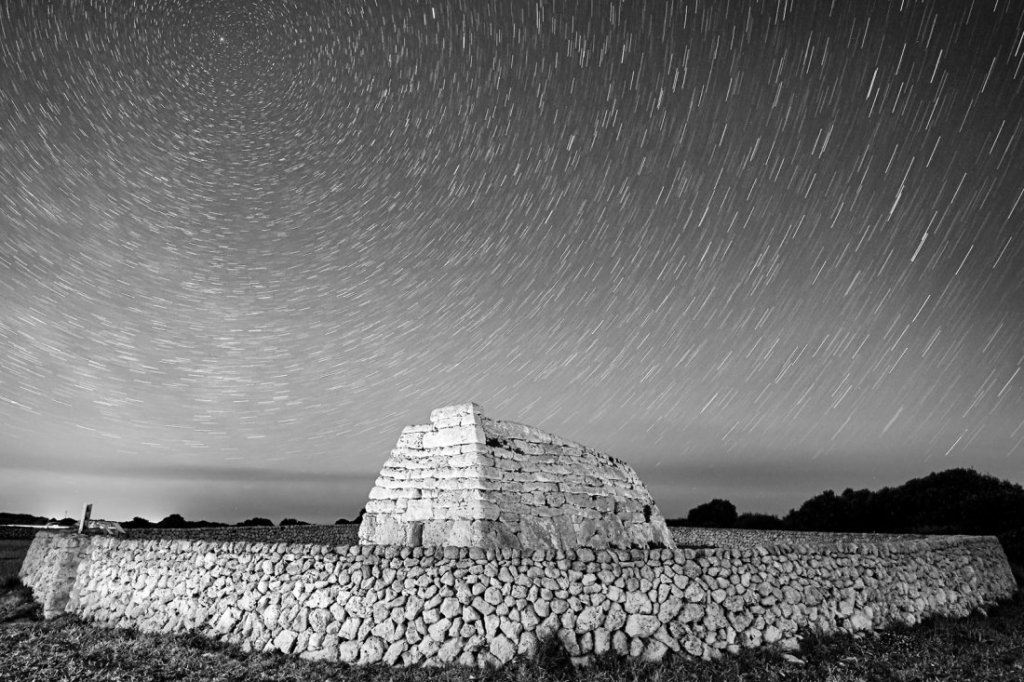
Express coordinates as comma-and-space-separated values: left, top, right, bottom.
358, 403, 675, 550
20, 530, 1017, 667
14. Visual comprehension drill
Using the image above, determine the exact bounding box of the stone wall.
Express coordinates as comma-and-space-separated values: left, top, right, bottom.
20, 531, 1016, 667
360, 403, 674, 550
127, 525, 361, 545
671, 527, 933, 549
18, 530, 93, 618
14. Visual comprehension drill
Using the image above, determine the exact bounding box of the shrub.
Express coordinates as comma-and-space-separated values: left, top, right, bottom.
687, 499, 738, 528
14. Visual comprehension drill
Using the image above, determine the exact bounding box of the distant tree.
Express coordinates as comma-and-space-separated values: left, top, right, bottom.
664, 517, 690, 527
236, 517, 274, 527
353, 508, 365, 524
334, 517, 349, 525
280, 518, 310, 526
192, 520, 228, 528
0, 512, 51, 526
156, 513, 187, 528
687, 499, 737, 528
784, 490, 849, 532
783, 468, 1024, 536
734, 513, 785, 530
123, 517, 154, 529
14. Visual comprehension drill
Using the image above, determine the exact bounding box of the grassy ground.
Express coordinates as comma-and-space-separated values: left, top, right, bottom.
0, 538, 34, 580
2, 578, 1022, 682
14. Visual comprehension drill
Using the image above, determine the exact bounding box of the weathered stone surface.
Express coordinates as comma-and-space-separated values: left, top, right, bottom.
490, 634, 517, 664
576, 606, 604, 633
359, 637, 385, 664
643, 640, 669, 662
337, 641, 361, 664
20, 506, 1017, 672
273, 630, 297, 654
625, 614, 661, 638
848, 611, 872, 630
763, 625, 783, 644
358, 404, 675, 550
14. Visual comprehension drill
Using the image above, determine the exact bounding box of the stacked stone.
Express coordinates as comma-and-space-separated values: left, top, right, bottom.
128, 525, 361, 545
18, 531, 93, 618
22, 531, 1016, 668
359, 403, 675, 550
671, 527, 932, 549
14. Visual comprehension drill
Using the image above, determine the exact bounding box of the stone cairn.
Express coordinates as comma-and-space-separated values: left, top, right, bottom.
359, 403, 675, 551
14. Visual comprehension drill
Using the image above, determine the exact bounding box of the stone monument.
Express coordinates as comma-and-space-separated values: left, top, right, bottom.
359, 402, 675, 550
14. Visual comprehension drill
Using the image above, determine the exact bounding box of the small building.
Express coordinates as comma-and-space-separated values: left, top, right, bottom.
359, 403, 675, 550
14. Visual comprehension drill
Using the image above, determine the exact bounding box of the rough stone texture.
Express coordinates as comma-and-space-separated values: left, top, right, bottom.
18, 531, 93, 618
20, 530, 1017, 668
358, 403, 675, 550
671, 526, 936, 549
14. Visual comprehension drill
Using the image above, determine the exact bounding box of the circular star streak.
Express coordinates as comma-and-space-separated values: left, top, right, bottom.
1, 0, 1022, 522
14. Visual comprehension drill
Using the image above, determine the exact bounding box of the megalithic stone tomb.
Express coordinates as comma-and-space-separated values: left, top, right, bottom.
359, 402, 675, 550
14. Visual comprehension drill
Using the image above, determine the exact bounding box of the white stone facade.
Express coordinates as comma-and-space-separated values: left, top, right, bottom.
358, 403, 675, 550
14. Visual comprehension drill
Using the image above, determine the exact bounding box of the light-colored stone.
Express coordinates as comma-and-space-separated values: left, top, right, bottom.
848, 611, 872, 630
358, 404, 675, 550
359, 636, 385, 664
576, 606, 604, 633
643, 640, 669, 662
612, 630, 629, 656
624, 591, 652, 614
273, 630, 297, 654
490, 634, 517, 664
625, 614, 661, 638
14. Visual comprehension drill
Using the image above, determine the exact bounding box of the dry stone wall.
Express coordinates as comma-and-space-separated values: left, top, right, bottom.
19, 530, 94, 618
359, 403, 674, 550
21, 531, 1016, 667
128, 525, 361, 545
672, 527, 933, 549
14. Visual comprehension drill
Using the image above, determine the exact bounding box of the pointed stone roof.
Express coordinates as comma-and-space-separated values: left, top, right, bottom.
359, 403, 674, 550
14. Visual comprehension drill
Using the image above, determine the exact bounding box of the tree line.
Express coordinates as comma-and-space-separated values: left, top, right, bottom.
119, 508, 366, 529
668, 468, 1024, 535
667, 468, 1024, 578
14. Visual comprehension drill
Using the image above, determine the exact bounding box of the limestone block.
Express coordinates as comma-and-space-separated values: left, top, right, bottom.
624, 591, 653, 615
273, 629, 297, 654
643, 640, 669, 662
421, 424, 486, 450
604, 604, 627, 630
359, 636, 385, 664
625, 614, 661, 638
611, 630, 629, 656
396, 425, 431, 449
381, 640, 406, 665
430, 403, 484, 424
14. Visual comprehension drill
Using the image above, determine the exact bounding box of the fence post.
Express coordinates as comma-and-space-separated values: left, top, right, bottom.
78, 503, 92, 534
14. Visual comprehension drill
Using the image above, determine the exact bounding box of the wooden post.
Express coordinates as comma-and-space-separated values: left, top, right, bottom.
78, 503, 92, 534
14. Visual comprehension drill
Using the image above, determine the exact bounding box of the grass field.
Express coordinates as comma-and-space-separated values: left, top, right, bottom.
0, 538, 33, 580
2, 577, 1022, 682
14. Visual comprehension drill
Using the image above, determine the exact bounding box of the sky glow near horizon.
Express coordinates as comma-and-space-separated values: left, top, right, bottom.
1, 0, 1023, 524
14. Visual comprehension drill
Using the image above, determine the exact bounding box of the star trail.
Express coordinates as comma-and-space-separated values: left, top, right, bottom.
2, 0, 1023, 523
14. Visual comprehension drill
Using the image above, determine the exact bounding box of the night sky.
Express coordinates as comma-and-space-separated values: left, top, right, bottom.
2, 0, 1023, 525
